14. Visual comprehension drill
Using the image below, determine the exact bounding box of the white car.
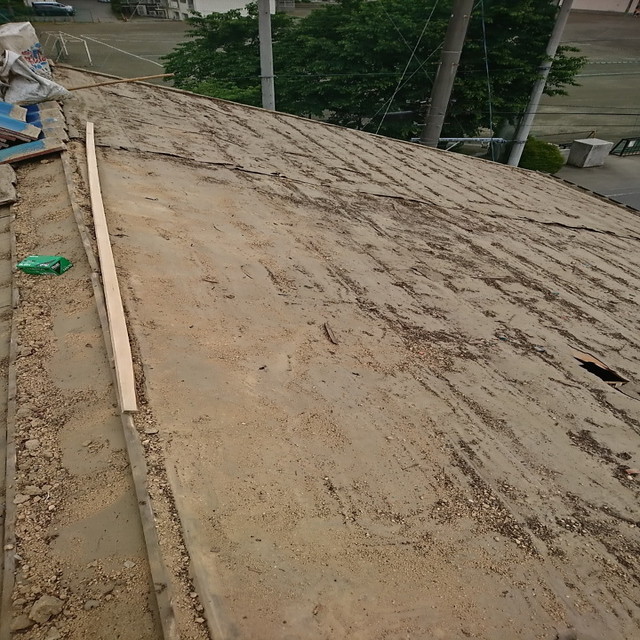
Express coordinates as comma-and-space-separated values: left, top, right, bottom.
32, 1, 76, 15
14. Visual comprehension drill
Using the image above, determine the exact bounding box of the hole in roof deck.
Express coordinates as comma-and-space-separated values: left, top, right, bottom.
571, 348, 628, 388
577, 360, 628, 385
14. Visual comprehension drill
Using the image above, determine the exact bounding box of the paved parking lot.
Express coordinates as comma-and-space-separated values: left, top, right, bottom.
536, 11, 640, 143
31, 0, 119, 23
558, 153, 640, 210
36, 19, 188, 80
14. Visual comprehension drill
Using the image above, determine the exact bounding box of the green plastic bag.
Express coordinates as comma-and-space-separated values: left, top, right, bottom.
16, 255, 73, 275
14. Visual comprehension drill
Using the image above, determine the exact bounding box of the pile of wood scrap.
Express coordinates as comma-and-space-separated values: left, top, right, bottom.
0, 99, 65, 163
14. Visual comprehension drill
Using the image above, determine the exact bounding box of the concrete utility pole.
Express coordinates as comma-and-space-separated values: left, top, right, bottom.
258, 0, 276, 110
420, 0, 475, 147
507, 0, 574, 167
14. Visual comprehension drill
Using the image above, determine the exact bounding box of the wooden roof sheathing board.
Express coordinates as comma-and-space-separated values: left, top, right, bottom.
59, 67, 640, 640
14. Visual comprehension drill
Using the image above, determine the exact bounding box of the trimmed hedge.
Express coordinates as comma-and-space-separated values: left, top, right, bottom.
519, 136, 565, 174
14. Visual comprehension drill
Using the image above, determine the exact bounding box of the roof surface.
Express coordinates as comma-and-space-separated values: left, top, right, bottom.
60, 66, 640, 640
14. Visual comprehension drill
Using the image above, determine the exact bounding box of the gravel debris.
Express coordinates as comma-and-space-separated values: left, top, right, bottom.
10, 614, 35, 632
29, 594, 64, 624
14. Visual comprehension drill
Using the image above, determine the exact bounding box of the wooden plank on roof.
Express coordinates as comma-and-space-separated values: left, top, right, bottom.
0, 138, 64, 164
85, 121, 138, 413
0, 101, 27, 121
0, 114, 41, 140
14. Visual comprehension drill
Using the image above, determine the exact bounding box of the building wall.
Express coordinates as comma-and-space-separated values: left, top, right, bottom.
572, 0, 639, 12
189, 0, 275, 17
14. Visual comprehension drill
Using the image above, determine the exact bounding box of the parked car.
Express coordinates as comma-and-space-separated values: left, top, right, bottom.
32, 1, 76, 16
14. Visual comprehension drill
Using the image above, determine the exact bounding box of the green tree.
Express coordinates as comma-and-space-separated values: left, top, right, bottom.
164, 3, 294, 105
276, 0, 436, 132
0, 0, 35, 20
163, 0, 586, 140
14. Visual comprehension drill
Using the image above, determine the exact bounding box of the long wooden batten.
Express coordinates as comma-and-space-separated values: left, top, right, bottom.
85, 121, 138, 413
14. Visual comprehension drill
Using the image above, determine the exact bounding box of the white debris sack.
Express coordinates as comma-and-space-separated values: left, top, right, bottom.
0, 22, 52, 79
0, 50, 69, 105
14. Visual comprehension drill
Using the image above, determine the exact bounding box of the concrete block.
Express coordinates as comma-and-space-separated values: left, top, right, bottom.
0, 164, 16, 204
568, 138, 614, 168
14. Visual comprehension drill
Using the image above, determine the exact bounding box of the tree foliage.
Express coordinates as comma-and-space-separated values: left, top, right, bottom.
163, 0, 586, 140
0, 0, 36, 19
164, 3, 293, 107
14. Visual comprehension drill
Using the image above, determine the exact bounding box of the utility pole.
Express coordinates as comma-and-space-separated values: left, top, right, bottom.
258, 0, 276, 110
420, 0, 474, 147
507, 0, 573, 167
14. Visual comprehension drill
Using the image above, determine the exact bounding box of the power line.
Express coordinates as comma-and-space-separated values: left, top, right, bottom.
524, 124, 640, 128
479, 0, 494, 160
577, 71, 640, 77
538, 104, 640, 109
363, 3, 489, 132
375, 0, 441, 134
365, 47, 443, 126
379, 1, 433, 82
362, 41, 444, 131
564, 38, 640, 43
492, 111, 640, 116
365, 1, 482, 135
197, 68, 640, 81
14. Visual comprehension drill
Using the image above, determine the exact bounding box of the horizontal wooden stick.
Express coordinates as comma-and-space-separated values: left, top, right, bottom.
69, 73, 174, 91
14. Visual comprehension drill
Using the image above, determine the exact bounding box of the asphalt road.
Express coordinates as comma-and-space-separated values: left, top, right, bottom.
536, 11, 640, 144
541, 13, 640, 211
558, 154, 640, 210
36, 20, 188, 81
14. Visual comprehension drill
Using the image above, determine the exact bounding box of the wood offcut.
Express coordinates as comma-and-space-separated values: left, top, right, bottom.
324, 321, 339, 345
